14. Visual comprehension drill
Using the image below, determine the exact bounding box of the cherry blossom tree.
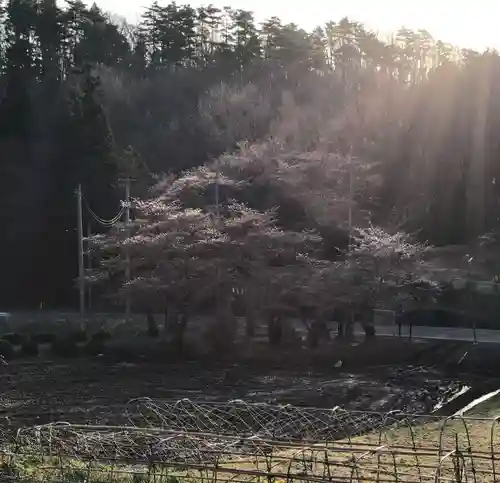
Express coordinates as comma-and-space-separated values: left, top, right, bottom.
337, 227, 437, 338
89, 192, 322, 349
287, 227, 439, 341
90, 141, 439, 349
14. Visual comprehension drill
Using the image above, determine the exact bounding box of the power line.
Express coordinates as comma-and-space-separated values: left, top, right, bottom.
79, 187, 132, 320
83, 195, 126, 227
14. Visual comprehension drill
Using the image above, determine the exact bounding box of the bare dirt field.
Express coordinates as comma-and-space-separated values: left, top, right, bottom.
1, 338, 499, 483
0, 355, 479, 430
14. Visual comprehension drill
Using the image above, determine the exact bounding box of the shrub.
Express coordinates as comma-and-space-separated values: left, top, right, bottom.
83, 337, 105, 356
65, 469, 87, 482
51, 336, 79, 358
68, 329, 87, 343
20, 338, 39, 357
148, 324, 160, 338
110, 344, 136, 362
0, 340, 15, 360
2, 333, 23, 346
91, 329, 112, 343
31, 333, 56, 344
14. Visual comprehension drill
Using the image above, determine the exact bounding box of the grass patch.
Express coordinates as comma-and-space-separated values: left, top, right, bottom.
2, 454, 197, 483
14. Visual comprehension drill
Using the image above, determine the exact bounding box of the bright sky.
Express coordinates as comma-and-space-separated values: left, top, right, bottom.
97, 0, 499, 51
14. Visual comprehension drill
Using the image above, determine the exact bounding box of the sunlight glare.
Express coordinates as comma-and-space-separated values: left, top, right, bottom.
190, 0, 499, 51
99, 0, 499, 51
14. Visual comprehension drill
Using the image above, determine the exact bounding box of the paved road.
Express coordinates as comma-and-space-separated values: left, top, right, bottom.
286, 318, 500, 344
367, 324, 500, 344
6, 310, 500, 344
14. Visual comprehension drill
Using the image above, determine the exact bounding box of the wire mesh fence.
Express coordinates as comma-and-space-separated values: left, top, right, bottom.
127, 398, 430, 441
1, 398, 500, 482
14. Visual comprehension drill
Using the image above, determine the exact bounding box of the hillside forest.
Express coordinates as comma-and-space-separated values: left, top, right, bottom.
1, 0, 500, 323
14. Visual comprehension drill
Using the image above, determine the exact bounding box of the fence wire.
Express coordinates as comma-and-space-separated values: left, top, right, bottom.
127, 398, 404, 441
2, 398, 500, 482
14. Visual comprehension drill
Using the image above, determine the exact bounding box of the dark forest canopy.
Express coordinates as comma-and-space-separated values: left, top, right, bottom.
0, 0, 499, 308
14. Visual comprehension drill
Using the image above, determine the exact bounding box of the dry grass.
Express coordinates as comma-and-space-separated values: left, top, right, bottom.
206, 415, 500, 482
346, 416, 500, 482
6, 417, 500, 483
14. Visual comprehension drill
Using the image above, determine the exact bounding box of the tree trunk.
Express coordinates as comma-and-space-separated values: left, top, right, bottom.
336, 310, 353, 340
360, 307, 376, 340
345, 312, 355, 340
362, 324, 376, 338
146, 311, 159, 338
337, 321, 345, 339
209, 295, 237, 351
172, 310, 189, 351
163, 306, 169, 332
307, 321, 320, 348
222, 303, 237, 346
245, 311, 256, 338
244, 288, 256, 338
268, 315, 283, 346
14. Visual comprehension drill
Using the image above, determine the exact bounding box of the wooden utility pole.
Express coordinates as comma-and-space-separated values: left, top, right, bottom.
86, 222, 92, 312
76, 184, 85, 326
347, 147, 354, 251
214, 156, 221, 324
124, 177, 131, 321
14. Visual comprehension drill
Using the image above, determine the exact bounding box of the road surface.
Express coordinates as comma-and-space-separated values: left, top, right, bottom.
365, 324, 500, 344
5, 310, 500, 344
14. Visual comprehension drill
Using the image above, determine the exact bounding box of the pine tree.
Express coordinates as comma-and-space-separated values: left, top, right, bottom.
231, 9, 260, 69
73, 3, 129, 67
35, 0, 65, 83
0, 0, 37, 135
195, 4, 222, 64
66, 65, 118, 212
129, 29, 147, 75
39, 65, 118, 307
0, 0, 41, 307
141, 1, 196, 69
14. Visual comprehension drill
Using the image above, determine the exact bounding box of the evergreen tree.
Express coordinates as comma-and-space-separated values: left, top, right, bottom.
40, 65, 118, 307
73, 3, 129, 67
35, 0, 65, 83
231, 9, 260, 69
0, 0, 37, 135
65, 65, 118, 212
141, 1, 196, 69
0, 0, 500, 309
195, 4, 222, 64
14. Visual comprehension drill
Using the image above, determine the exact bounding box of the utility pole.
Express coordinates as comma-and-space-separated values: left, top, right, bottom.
347, 148, 353, 249
215, 157, 220, 220
76, 184, 85, 327
124, 177, 131, 322
214, 156, 221, 323
86, 222, 92, 312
